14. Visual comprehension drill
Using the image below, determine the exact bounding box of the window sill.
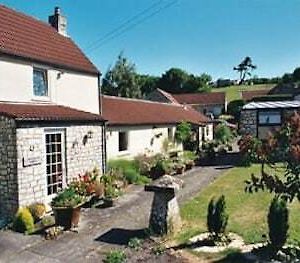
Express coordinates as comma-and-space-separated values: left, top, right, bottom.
32, 96, 51, 103
117, 150, 130, 157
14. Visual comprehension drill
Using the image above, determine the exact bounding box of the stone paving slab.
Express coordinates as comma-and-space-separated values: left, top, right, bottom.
0, 164, 231, 263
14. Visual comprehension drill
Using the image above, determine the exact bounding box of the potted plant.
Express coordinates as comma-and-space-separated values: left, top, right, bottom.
51, 187, 86, 230
174, 161, 185, 175
101, 173, 120, 207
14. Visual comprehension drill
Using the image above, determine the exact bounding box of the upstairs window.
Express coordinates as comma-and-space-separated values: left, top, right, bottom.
258, 111, 281, 125
33, 68, 48, 97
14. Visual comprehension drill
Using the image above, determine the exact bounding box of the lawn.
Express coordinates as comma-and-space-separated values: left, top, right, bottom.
212, 84, 275, 102
178, 164, 300, 245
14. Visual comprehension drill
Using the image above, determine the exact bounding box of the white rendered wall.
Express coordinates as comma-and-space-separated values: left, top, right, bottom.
106, 125, 182, 160
0, 56, 99, 114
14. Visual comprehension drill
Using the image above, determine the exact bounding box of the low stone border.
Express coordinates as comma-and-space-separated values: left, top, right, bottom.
189, 232, 267, 260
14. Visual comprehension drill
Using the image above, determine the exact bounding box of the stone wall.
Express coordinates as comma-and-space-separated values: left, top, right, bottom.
66, 125, 103, 183
0, 116, 18, 218
240, 110, 257, 136
16, 123, 104, 208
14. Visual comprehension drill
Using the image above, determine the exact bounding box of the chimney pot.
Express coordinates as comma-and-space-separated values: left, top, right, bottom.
54, 7, 60, 15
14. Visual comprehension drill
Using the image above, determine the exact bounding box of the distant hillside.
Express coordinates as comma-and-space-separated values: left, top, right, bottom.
212, 84, 275, 102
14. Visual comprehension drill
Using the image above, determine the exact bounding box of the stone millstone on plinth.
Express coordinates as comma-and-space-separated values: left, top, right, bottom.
145, 175, 183, 236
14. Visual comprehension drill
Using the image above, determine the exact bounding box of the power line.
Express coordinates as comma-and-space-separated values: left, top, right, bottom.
87, 0, 178, 54
85, 0, 164, 51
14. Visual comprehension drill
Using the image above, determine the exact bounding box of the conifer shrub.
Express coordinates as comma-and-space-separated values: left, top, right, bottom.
268, 197, 289, 251
207, 195, 229, 239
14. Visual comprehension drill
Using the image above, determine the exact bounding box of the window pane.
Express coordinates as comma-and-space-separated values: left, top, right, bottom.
118, 132, 128, 151
259, 111, 281, 124
33, 69, 48, 96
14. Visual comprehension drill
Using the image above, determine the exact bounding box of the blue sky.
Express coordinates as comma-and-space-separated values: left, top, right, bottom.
2, 0, 300, 80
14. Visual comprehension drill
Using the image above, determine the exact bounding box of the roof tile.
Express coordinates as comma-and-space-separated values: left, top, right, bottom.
0, 5, 99, 75
102, 95, 208, 126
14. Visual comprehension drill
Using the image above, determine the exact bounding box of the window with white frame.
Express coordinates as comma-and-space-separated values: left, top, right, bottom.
46, 133, 64, 195
258, 111, 281, 125
118, 132, 128, 152
33, 68, 48, 97
168, 128, 173, 141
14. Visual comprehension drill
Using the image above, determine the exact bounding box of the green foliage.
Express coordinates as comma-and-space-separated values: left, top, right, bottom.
107, 159, 149, 185
137, 74, 159, 97
151, 244, 166, 255
207, 195, 229, 238
103, 250, 126, 263
202, 141, 216, 159
51, 188, 86, 208
108, 159, 138, 172
227, 99, 245, 121
13, 207, 35, 233
268, 197, 289, 250
244, 112, 300, 202
233, 56, 256, 84
123, 168, 139, 184
128, 237, 142, 250
292, 67, 300, 81
102, 53, 141, 98
182, 151, 197, 162
28, 202, 46, 222
214, 124, 234, 145
175, 121, 192, 143
158, 68, 212, 94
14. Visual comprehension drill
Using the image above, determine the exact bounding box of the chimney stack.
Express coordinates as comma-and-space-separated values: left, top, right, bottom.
48, 7, 67, 36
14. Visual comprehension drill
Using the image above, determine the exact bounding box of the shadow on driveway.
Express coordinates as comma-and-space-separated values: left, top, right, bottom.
95, 228, 148, 245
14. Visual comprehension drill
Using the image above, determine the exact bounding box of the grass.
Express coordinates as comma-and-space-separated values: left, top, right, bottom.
178, 164, 300, 245
212, 84, 275, 102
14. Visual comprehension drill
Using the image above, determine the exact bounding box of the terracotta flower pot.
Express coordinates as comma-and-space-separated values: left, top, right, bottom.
53, 205, 81, 230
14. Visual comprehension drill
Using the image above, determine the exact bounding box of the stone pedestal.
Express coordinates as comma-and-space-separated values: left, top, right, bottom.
145, 175, 183, 236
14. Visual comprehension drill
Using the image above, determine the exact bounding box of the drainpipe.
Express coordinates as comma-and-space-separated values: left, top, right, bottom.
98, 72, 107, 174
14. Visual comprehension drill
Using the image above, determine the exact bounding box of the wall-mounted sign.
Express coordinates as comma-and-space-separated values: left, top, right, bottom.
23, 156, 42, 167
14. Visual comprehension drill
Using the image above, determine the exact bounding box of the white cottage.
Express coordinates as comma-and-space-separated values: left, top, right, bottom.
102, 95, 213, 160
0, 5, 105, 218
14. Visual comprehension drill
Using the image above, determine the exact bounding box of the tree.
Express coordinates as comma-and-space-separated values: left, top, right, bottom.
244, 112, 300, 202
102, 53, 141, 98
227, 99, 245, 121
136, 74, 159, 97
233, 56, 257, 84
158, 68, 189, 93
214, 123, 234, 145
292, 67, 300, 81
158, 68, 212, 94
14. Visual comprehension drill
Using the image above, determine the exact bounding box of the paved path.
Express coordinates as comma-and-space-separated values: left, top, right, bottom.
0, 164, 233, 263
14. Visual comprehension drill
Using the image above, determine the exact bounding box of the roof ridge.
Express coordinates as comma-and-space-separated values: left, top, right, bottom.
102, 95, 185, 108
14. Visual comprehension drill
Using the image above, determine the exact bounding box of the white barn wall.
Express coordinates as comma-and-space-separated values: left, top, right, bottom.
0, 56, 99, 114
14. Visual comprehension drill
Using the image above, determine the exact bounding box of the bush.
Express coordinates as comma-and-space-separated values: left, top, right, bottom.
207, 195, 228, 238
108, 159, 138, 172
123, 168, 139, 184
268, 197, 289, 251
13, 207, 35, 233
104, 250, 126, 263
28, 202, 46, 222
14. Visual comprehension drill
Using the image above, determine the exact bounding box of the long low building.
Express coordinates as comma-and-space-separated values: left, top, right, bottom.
102, 95, 213, 160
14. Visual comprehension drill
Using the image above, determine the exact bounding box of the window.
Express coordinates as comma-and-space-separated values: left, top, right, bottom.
168, 128, 173, 141
118, 132, 128, 152
46, 132, 64, 195
258, 111, 281, 125
33, 68, 48, 97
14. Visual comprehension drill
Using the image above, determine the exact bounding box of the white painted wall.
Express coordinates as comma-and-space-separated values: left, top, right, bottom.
106, 124, 214, 160
106, 125, 182, 160
0, 56, 99, 113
